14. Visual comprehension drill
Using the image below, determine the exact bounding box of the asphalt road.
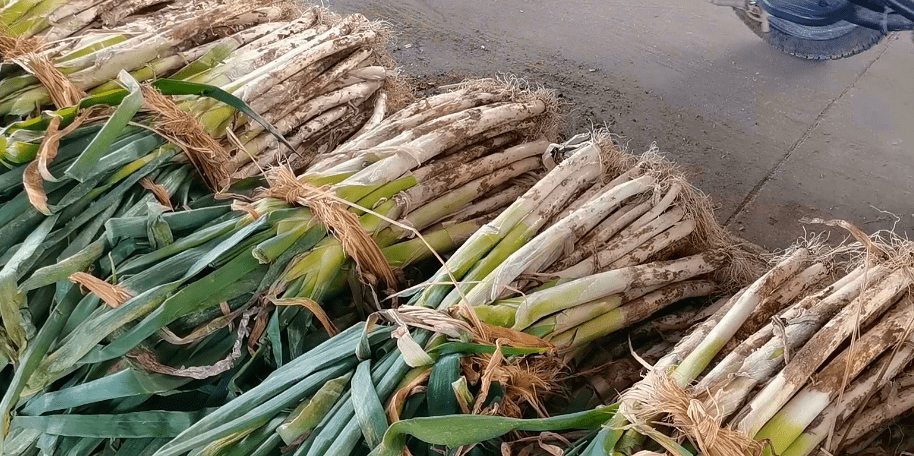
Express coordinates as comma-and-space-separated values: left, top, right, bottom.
328, 0, 914, 250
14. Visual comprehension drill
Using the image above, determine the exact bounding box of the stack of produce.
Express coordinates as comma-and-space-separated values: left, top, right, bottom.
0, 78, 560, 456
1, 3, 406, 181
10, 3, 908, 455
162, 132, 752, 456
563, 224, 914, 456
0, 0, 239, 41
0, 0, 290, 119
341, 133, 760, 456
0, 0, 405, 362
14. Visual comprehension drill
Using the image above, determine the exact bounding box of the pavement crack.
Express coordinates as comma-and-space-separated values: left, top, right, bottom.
723, 37, 895, 228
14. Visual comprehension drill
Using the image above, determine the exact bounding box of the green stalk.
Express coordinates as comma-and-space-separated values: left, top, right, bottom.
276, 373, 351, 445
671, 247, 808, 386
402, 174, 581, 308
511, 250, 727, 331
549, 280, 716, 348
414, 140, 603, 310
88, 55, 186, 94
556, 205, 685, 279
780, 332, 914, 456
335, 100, 549, 204
754, 297, 913, 454
334, 89, 500, 154
694, 262, 839, 394
6, 0, 68, 36
523, 283, 665, 338
381, 220, 482, 268
465, 174, 655, 306
55, 35, 130, 63
0, 283, 80, 446
252, 214, 316, 263
1, 0, 42, 27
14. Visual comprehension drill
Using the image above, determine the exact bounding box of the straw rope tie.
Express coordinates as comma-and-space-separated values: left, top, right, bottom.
622, 369, 764, 456
141, 86, 232, 190
265, 167, 397, 290
1, 31, 85, 109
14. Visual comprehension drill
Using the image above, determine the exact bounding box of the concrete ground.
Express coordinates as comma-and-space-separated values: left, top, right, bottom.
328, 0, 914, 251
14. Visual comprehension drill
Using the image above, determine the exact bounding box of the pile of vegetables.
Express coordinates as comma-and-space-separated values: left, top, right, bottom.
0, 0, 250, 41
554, 225, 914, 456
1, 1, 407, 182
1, 0, 289, 120
49, 131, 745, 456
1, 0, 409, 408
2, 2, 913, 455
349, 133, 756, 456
0, 73, 561, 455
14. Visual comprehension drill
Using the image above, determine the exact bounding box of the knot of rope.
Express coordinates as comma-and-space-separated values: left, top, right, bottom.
264, 167, 397, 290
620, 368, 764, 456
1, 31, 85, 109
141, 86, 233, 190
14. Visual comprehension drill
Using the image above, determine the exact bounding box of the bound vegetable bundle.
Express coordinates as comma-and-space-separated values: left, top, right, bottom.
0, 79, 560, 456
1, 4, 405, 182
352, 133, 759, 456
0, 3, 405, 374
0, 0, 292, 120
0, 0, 237, 41
577, 224, 914, 456
476, 142, 754, 351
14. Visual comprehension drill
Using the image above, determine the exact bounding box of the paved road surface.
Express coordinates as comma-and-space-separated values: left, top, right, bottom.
328, 0, 914, 250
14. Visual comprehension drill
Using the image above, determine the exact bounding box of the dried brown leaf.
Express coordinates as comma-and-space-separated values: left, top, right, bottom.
386, 367, 431, 422
272, 297, 339, 336
37, 109, 93, 180
476, 322, 553, 349
36, 115, 63, 181
473, 339, 505, 414
158, 306, 245, 345
230, 200, 261, 220
23, 160, 50, 215
379, 305, 474, 340
131, 309, 254, 379
537, 441, 564, 456
140, 178, 174, 210
247, 308, 269, 355
23, 109, 96, 214
69, 272, 134, 308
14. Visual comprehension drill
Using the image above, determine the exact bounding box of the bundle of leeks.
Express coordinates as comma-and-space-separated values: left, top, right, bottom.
361, 133, 757, 456
0, 79, 559, 456
567, 225, 914, 456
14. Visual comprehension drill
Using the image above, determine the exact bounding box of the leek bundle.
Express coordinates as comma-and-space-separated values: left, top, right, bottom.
0, 2, 405, 333
0, 4, 404, 375
0, 0, 293, 120
574, 225, 914, 456
1, 6, 403, 179
0, 79, 559, 456
360, 133, 758, 456
1, 0, 236, 41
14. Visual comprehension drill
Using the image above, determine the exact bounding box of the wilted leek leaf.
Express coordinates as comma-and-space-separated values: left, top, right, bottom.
374, 406, 618, 456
